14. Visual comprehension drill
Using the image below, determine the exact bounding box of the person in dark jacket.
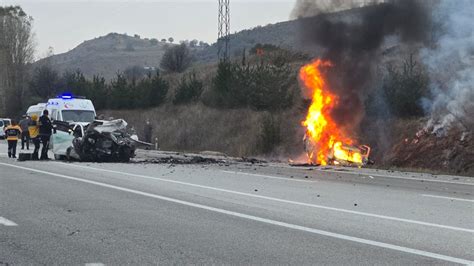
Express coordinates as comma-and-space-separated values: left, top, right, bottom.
38, 110, 53, 160
19, 115, 30, 150
144, 119, 152, 143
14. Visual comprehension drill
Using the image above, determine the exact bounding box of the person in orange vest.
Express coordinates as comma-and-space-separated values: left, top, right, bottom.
28, 114, 40, 160
4, 119, 22, 158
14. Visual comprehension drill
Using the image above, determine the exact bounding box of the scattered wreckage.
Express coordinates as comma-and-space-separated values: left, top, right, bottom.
54, 119, 151, 162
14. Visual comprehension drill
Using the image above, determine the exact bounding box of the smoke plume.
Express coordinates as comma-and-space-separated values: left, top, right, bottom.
422, 0, 474, 133
296, 0, 432, 132
291, 0, 387, 19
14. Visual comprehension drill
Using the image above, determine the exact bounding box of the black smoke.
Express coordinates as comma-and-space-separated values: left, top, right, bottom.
297, 0, 432, 131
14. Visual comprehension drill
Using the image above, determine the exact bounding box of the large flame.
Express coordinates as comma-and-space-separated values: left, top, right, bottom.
300, 59, 362, 165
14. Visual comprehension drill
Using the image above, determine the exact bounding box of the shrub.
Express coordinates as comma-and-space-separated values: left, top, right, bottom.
209, 58, 295, 111
29, 65, 61, 99
110, 73, 133, 109
160, 43, 192, 73
137, 72, 169, 108
382, 54, 429, 118
173, 72, 204, 104
88, 75, 108, 110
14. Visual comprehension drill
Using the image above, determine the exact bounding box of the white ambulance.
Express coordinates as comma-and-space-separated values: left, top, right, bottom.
26, 103, 47, 118
45, 94, 96, 159
45, 95, 96, 124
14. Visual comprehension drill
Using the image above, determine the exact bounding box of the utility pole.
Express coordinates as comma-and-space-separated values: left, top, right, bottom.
218, 0, 230, 62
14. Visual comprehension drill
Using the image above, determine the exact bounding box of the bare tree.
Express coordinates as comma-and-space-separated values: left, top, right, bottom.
160, 43, 192, 73
0, 6, 35, 116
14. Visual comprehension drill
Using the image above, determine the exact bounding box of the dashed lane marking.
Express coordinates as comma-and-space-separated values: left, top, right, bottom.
221, 170, 314, 183
422, 194, 474, 203
0, 217, 18, 226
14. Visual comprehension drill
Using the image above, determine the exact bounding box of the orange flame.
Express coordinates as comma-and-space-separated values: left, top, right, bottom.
300, 59, 362, 165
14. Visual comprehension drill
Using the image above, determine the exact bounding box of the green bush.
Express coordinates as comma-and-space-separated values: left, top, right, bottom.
382, 54, 429, 118
209, 59, 295, 111
109, 73, 132, 109
136, 72, 169, 108
173, 72, 204, 104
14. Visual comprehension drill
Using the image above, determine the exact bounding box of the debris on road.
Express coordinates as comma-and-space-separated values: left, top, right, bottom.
240, 157, 267, 164
289, 162, 320, 167
135, 155, 226, 165
134, 149, 266, 166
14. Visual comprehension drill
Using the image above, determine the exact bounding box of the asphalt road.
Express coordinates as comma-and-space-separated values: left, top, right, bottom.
0, 141, 473, 265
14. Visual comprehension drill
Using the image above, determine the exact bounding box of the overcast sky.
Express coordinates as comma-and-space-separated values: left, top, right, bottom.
2, 0, 296, 58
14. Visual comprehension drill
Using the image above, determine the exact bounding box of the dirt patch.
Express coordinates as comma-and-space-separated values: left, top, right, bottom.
386, 127, 474, 176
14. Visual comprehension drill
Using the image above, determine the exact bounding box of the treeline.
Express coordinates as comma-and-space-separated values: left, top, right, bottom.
27, 44, 300, 113
0, 5, 299, 117
207, 55, 296, 111
0, 6, 35, 116
28, 66, 169, 110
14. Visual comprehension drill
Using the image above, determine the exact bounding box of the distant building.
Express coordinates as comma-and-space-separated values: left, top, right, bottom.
144, 66, 157, 71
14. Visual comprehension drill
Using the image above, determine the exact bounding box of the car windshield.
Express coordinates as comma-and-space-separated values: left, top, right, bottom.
3, 120, 10, 126
62, 110, 95, 123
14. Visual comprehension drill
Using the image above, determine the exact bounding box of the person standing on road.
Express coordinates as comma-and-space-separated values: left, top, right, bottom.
38, 110, 53, 160
28, 114, 40, 160
4, 120, 22, 158
144, 119, 152, 143
19, 115, 30, 150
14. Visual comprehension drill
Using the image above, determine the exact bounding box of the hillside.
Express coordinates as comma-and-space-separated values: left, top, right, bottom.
36, 7, 370, 80
36, 33, 173, 80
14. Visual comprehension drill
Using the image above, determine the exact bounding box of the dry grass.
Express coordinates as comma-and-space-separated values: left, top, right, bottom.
101, 103, 306, 158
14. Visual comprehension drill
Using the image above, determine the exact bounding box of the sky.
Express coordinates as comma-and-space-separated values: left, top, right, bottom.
1, 0, 296, 59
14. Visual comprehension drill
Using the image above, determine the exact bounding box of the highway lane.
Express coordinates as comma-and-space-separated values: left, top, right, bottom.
0, 144, 473, 264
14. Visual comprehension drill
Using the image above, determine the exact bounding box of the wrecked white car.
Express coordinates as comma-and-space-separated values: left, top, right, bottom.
55, 119, 150, 162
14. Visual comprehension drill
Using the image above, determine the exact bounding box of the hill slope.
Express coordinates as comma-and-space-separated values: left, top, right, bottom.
36, 7, 369, 79
37, 33, 171, 79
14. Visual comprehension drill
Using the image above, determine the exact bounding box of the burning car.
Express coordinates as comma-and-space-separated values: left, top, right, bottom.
300, 59, 371, 167
55, 119, 150, 162
304, 133, 370, 166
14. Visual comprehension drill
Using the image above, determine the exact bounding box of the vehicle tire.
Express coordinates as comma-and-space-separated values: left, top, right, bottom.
118, 146, 131, 162
54, 154, 66, 160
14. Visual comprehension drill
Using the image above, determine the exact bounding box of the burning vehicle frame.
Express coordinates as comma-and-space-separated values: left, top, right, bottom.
300, 59, 372, 167
54, 119, 151, 162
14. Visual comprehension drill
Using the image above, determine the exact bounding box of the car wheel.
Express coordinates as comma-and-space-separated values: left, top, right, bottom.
54, 154, 66, 160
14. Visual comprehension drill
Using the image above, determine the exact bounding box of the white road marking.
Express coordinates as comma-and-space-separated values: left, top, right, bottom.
422, 194, 474, 203
60, 163, 474, 233
221, 170, 314, 183
85, 263, 104, 266
0, 216, 18, 226
275, 164, 474, 186
0, 163, 472, 265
